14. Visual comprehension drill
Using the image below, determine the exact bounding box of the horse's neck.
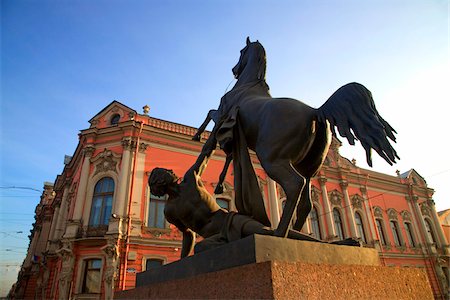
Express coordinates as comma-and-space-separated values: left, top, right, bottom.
230, 79, 270, 97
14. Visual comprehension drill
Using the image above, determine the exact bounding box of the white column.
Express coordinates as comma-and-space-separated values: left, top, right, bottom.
108, 138, 133, 234
65, 146, 95, 238
129, 143, 148, 235
319, 177, 335, 240
73, 146, 95, 220
340, 180, 357, 237
360, 186, 377, 242
406, 196, 424, 246
412, 196, 434, 246
267, 178, 280, 228
48, 204, 60, 242
428, 199, 448, 249
55, 185, 70, 239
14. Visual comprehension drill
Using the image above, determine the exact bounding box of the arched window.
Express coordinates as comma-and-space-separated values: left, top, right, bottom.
216, 198, 230, 210
333, 208, 345, 240
110, 114, 120, 125
310, 206, 322, 239
89, 177, 114, 226
404, 222, 416, 247
390, 220, 402, 246
424, 219, 437, 244
148, 193, 168, 228
375, 219, 387, 246
355, 212, 366, 243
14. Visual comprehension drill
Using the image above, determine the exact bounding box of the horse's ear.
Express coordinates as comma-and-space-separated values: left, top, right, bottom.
246, 36, 250, 45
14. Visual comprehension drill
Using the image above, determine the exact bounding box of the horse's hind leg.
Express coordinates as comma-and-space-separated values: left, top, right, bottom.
261, 159, 306, 238
293, 178, 312, 232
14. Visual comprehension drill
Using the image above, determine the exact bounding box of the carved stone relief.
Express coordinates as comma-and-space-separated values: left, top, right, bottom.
387, 208, 398, 220
311, 186, 321, 204
328, 190, 343, 206
351, 194, 364, 209
91, 148, 120, 176
373, 206, 383, 218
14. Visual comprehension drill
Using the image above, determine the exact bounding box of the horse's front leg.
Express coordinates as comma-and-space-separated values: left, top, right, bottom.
193, 109, 218, 141
214, 153, 233, 194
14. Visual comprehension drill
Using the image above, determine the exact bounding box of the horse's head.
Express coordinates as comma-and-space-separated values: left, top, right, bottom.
232, 37, 266, 81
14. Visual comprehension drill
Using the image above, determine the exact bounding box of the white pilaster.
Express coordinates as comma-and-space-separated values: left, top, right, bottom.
319, 177, 335, 240
340, 180, 357, 237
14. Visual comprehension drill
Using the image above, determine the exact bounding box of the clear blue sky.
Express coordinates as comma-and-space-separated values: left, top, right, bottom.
1, 0, 449, 295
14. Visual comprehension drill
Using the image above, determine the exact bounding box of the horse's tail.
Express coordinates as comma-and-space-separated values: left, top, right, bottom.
316, 82, 399, 166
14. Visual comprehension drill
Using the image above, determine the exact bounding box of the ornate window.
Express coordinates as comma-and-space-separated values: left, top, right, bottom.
89, 177, 114, 226
148, 193, 168, 228
390, 220, 402, 246
145, 258, 164, 271
404, 222, 416, 247
375, 219, 387, 246
81, 259, 102, 294
424, 218, 437, 244
355, 212, 366, 243
333, 208, 345, 240
110, 114, 121, 125
310, 206, 322, 239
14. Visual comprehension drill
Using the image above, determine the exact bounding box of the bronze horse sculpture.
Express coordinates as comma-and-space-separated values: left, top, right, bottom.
194, 37, 398, 238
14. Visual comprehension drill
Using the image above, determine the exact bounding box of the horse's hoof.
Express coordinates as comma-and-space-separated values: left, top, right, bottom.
273, 228, 288, 238
331, 238, 361, 247
192, 135, 201, 141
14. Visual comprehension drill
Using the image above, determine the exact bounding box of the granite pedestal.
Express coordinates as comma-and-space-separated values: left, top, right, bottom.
115, 235, 433, 299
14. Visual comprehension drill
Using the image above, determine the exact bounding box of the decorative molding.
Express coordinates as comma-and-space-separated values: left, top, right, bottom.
91, 148, 120, 176
83, 145, 96, 158
121, 138, 136, 151
400, 210, 412, 222
311, 186, 321, 204
373, 206, 383, 218
420, 203, 432, 217
387, 208, 398, 220
351, 194, 364, 209
318, 177, 327, 185
138, 142, 149, 153
55, 240, 74, 300
339, 180, 348, 189
328, 190, 343, 206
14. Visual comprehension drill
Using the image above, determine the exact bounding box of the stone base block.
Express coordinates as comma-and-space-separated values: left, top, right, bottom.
115, 260, 433, 299
115, 235, 433, 299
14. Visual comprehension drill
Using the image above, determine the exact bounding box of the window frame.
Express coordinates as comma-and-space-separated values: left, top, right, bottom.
80, 258, 103, 295
88, 177, 115, 227
354, 211, 367, 244
375, 218, 388, 246
333, 208, 345, 240
147, 193, 169, 229
389, 220, 403, 247
310, 206, 322, 240
404, 221, 416, 248
424, 218, 437, 244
